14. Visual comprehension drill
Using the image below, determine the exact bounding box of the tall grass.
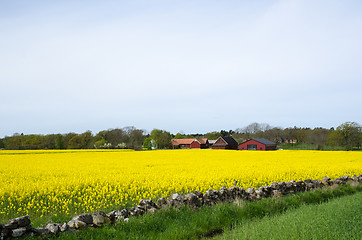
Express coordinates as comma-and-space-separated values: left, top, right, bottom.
217, 191, 362, 239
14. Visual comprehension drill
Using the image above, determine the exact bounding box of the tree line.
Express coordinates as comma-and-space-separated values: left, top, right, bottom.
0, 122, 360, 151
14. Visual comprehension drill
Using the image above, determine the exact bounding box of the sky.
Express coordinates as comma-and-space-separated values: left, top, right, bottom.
0, 0, 361, 137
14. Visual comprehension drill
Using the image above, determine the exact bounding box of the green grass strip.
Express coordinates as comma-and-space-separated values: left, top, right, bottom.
217, 191, 362, 240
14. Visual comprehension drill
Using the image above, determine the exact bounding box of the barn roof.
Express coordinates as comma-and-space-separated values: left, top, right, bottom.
171, 139, 194, 145
197, 138, 208, 144
171, 138, 209, 146
253, 138, 276, 145
214, 136, 238, 146
223, 136, 238, 145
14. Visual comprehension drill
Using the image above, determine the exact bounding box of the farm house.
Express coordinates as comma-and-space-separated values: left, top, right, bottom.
239, 138, 277, 151
211, 136, 238, 150
171, 138, 209, 149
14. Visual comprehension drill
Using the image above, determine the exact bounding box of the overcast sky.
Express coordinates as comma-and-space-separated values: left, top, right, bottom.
1, 0, 361, 137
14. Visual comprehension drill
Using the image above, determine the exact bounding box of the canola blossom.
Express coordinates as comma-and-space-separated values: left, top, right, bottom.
0, 149, 361, 222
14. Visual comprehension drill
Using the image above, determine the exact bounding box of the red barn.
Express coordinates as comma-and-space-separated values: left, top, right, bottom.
190, 138, 209, 149
212, 136, 238, 150
239, 138, 277, 151
172, 138, 209, 149
171, 139, 193, 149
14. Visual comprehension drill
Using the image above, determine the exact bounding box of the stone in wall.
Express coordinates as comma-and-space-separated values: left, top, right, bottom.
138, 199, 159, 213
5, 216, 30, 230
67, 219, 87, 230
156, 198, 168, 209
203, 189, 220, 206
92, 212, 111, 227
129, 206, 145, 217
169, 193, 184, 207
184, 193, 202, 209
67, 213, 93, 230
107, 209, 129, 223
45, 223, 60, 234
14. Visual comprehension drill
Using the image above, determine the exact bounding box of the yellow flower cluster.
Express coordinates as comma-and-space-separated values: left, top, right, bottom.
0, 149, 361, 221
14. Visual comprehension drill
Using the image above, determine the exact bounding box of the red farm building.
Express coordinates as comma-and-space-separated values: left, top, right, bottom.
190, 138, 209, 149
171, 138, 209, 149
239, 138, 277, 151
212, 136, 238, 150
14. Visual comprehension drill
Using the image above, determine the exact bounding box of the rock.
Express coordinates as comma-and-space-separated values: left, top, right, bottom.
46, 223, 60, 234
322, 176, 331, 185
230, 186, 247, 200
0, 223, 4, 238
59, 223, 69, 232
138, 199, 159, 212
257, 186, 272, 198
246, 188, 258, 201
352, 175, 359, 182
170, 193, 184, 207
312, 179, 323, 188
246, 188, 255, 194
72, 213, 93, 225
92, 212, 110, 226
6, 215, 31, 229
31, 227, 51, 236
341, 175, 351, 181
1, 227, 11, 239
272, 190, 283, 198
129, 206, 144, 216
218, 187, 231, 202
295, 180, 306, 192
332, 179, 343, 185
203, 190, 219, 206
184, 193, 202, 208
269, 182, 278, 190
194, 191, 204, 199
67, 219, 87, 229
5, 223, 17, 230
108, 209, 129, 222
157, 198, 168, 208
276, 182, 289, 195
171, 193, 184, 201
11, 227, 28, 238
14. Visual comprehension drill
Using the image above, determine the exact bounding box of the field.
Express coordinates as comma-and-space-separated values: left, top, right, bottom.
0, 149, 361, 224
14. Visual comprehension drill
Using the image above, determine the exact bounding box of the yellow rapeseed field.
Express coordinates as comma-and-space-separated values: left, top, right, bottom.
0, 149, 361, 222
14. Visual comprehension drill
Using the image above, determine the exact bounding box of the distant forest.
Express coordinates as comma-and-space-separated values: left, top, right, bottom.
0, 122, 361, 151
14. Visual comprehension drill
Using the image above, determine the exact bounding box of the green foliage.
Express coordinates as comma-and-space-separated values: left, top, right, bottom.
205, 131, 222, 140
0, 122, 360, 150
94, 138, 108, 149
55, 134, 65, 149
150, 129, 172, 149
142, 137, 154, 150
0, 138, 4, 149
174, 133, 184, 139
327, 122, 361, 150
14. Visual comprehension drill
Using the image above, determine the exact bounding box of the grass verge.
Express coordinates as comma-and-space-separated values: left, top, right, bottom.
215, 190, 362, 239
25, 183, 361, 240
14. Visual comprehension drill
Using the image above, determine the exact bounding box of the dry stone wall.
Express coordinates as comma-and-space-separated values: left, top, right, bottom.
1, 174, 361, 239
